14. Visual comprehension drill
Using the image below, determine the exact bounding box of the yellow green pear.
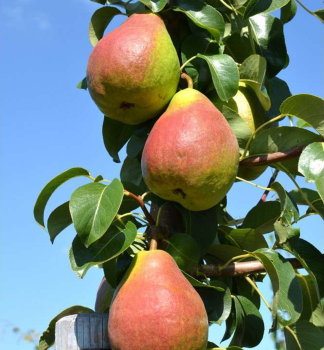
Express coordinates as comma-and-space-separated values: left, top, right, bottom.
141, 88, 239, 211
209, 83, 267, 180
86, 14, 180, 125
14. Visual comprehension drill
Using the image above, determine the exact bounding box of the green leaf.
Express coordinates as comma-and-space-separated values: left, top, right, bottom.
297, 119, 312, 128
208, 244, 246, 262
235, 276, 261, 309
118, 182, 142, 214
47, 202, 72, 243
125, 1, 146, 15
219, 226, 268, 251
289, 188, 321, 206
307, 199, 324, 217
126, 130, 147, 159
274, 221, 300, 244
239, 54, 270, 110
280, 94, 324, 136
103, 258, 117, 289
284, 321, 324, 350
224, 32, 254, 64
249, 127, 322, 175
298, 142, 324, 201
230, 295, 264, 348
89, 7, 123, 47
244, 0, 290, 19
271, 181, 299, 226
284, 238, 324, 299
69, 180, 124, 247
241, 201, 281, 234
90, 0, 107, 4
38, 305, 94, 350
181, 32, 214, 91
70, 221, 137, 278
173, 0, 225, 42
314, 9, 324, 22
197, 54, 239, 101
34, 167, 91, 229
77, 77, 87, 90
176, 205, 217, 257
253, 248, 303, 328
139, 0, 167, 12
266, 77, 292, 120
120, 156, 144, 188
102, 117, 137, 163
198, 280, 232, 325
249, 14, 287, 77
182, 271, 224, 291
297, 275, 324, 328
280, 0, 297, 23
166, 233, 200, 272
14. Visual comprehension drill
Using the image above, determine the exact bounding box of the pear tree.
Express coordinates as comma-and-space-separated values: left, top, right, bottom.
34, 1, 324, 349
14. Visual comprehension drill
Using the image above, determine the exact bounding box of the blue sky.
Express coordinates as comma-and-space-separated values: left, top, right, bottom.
0, 0, 323, 349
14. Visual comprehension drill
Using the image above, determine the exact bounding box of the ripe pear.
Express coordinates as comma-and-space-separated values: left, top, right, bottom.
141, 88, 239, 211
108, 250, 208, 350
209, 83, 267, 180
86, 14, 180, 125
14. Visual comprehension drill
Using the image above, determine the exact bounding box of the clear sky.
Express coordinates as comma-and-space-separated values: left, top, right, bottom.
0, 0, 323, 349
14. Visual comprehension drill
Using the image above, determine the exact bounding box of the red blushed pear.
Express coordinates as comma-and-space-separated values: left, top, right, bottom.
86, 13, 180, 125
108, 250, 208, 350
141, 88, 240, 211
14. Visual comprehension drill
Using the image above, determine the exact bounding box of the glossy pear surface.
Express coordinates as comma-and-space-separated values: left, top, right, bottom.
141, 88, 239, 211
108, 250, 208, 350
86, 14, 180, 125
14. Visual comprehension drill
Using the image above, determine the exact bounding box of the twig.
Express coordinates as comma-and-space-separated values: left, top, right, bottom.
180, 56, 197, 71
123, 190, 156, 226
295, 0, 324, 23
259, 169, 279, 204
236, 176, 274, 192
198, 258, 302, 277
245, 276, 272, 311
240, 145, 307, 167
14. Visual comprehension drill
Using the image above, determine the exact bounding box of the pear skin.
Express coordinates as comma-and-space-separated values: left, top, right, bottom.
86, 14, 180, 125
141, 88, 239, 211
108, 250, 208, 350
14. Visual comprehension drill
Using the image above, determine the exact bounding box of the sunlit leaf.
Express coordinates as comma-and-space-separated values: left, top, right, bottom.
69, 179, 124, 247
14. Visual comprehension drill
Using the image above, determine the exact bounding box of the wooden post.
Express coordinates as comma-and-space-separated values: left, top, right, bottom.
55, 314, 111, 350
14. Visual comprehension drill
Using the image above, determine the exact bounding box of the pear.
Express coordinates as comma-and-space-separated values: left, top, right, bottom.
209, 83, 267, 181
108, 250, 208, 350
86, 14, 180, 125
141, 88, 239, 211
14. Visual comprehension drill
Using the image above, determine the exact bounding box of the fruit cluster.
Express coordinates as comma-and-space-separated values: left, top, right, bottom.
86, 13, 241, 350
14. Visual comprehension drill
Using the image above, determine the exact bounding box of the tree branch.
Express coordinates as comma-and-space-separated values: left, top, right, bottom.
198, 258, 302, 277
259, 169, 279, 204
239, 145, 306, 167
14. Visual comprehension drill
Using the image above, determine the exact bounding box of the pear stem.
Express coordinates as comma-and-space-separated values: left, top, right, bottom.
180, 73, 194, 89
149, 236, 158, 250
123, 191, 156, 226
